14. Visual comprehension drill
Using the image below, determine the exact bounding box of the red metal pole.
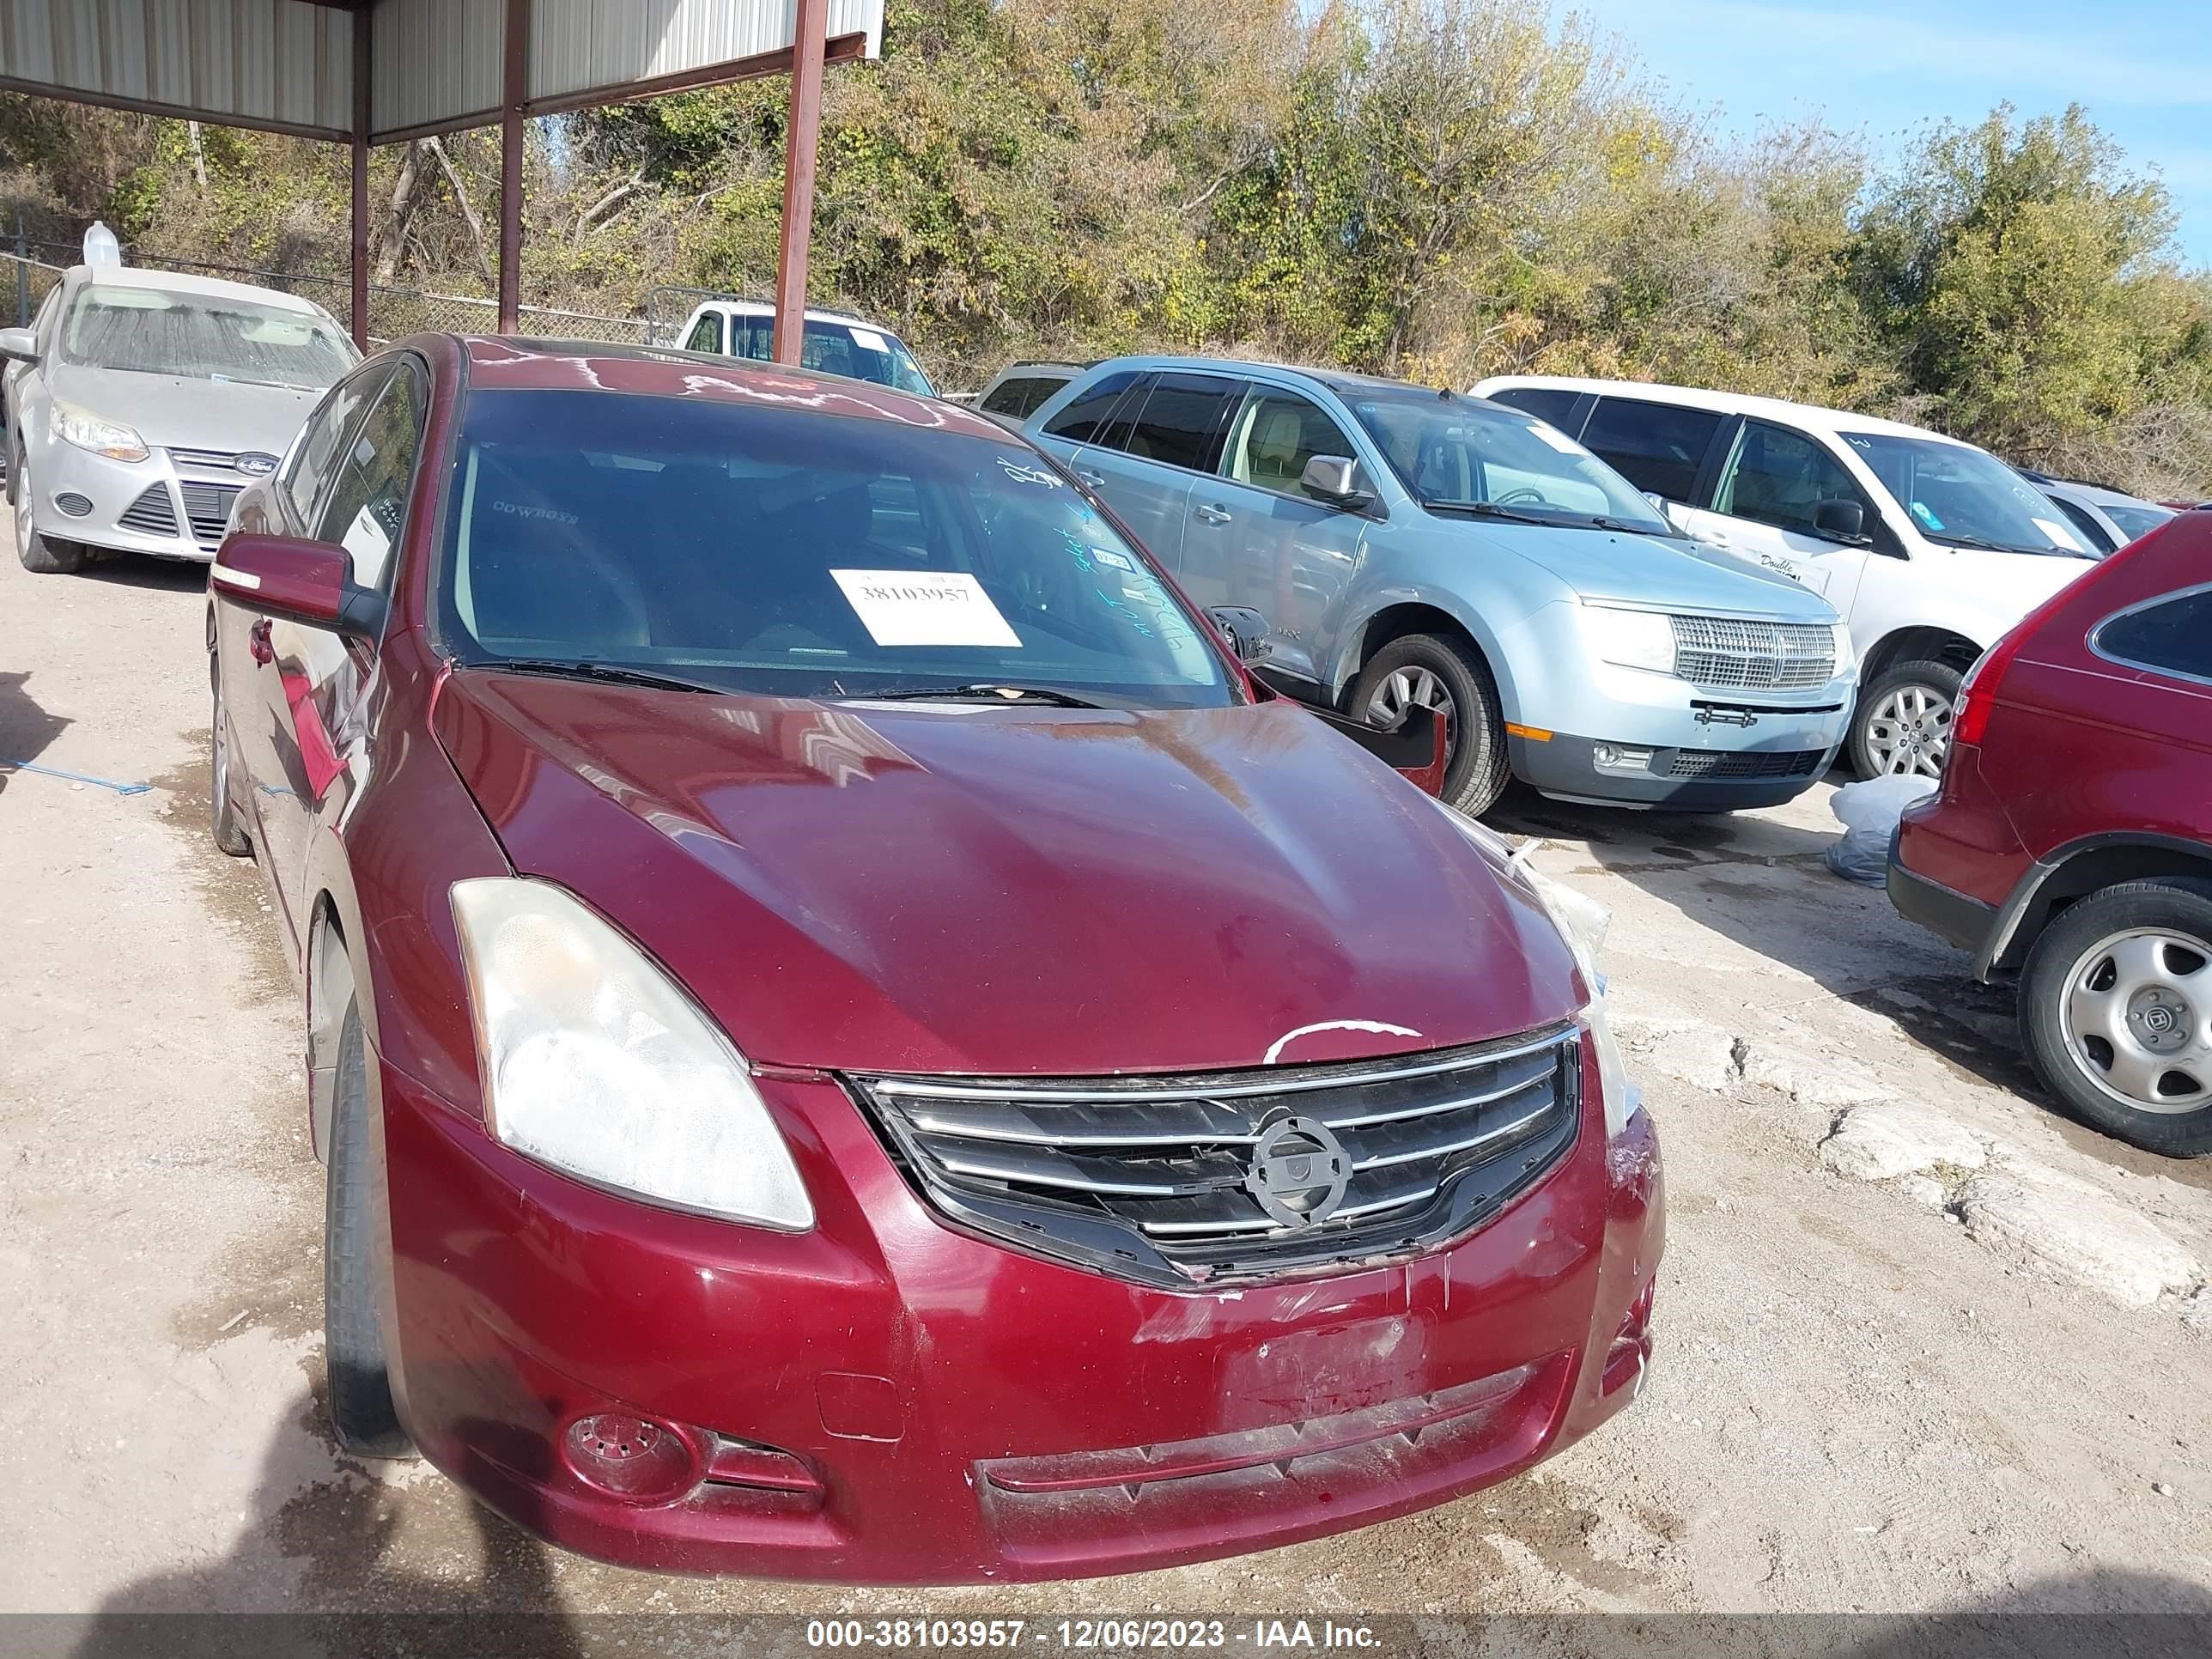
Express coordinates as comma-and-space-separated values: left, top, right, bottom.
350, 3, 370, 350
498, 0, 532, 333
772, 0, 829, 366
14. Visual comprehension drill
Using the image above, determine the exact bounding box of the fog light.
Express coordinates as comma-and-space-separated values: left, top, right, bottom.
561, 1412, 705, 1504
1592, 744, 1654, 774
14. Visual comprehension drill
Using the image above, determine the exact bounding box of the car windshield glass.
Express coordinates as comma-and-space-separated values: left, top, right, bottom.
435, 390, 1237, 707
2103, 501, 2173, 543
1346, 390, 1670, 533
1841, 432, 2087, 556
58, 287, 354, 389
721, 314, 935, 396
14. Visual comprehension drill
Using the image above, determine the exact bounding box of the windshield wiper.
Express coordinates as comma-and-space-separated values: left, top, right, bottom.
1422, 500, 1553, 526
1585, 515, 1671, 538
484, 658, 728, 695
848, 683, 1108, 708
1928, 532, 2055, 556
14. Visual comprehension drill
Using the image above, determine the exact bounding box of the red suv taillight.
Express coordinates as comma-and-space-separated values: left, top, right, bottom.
1952, 578, 2091, 749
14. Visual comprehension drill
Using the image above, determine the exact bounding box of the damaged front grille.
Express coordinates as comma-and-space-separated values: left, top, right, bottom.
848, 1024, 1581, 1289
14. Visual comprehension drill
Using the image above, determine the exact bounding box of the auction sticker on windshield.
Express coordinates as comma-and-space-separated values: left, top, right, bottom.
831, 569, 1023, 647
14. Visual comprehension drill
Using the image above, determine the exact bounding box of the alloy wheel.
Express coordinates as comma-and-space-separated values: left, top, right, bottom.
1366, 665, 1458, 762
1863, 683, 1954, 777
2061, 927, 2212, 1114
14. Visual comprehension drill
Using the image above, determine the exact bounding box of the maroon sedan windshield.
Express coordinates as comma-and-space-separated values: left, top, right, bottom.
434, 389, 1236, 708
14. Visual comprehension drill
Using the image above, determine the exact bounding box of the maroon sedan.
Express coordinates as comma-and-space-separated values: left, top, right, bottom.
1889, 511, 2212, 1154
206, 335, 1662, 1582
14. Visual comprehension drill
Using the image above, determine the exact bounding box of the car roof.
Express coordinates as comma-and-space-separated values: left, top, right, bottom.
455, 335, 1003, 437
79, 263, 331, 316
2042, 476, 2169, 513
690, 297, 892, 331
1476, 374, 1977, 447
1081, 354, 1463, 404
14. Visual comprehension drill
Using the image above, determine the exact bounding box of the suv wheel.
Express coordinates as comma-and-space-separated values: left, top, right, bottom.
2021, 878, 2212, 1156
1851, 659, 1962, 778
11, 441, 84, 574
1350, 632, 1510, 817
325, 994, 416, 1456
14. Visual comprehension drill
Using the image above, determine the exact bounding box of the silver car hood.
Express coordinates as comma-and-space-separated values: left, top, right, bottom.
1468, 519, 1838, 620
53, 364, 321, 458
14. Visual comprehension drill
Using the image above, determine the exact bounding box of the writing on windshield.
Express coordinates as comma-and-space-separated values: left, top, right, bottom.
61, 288, 354, 390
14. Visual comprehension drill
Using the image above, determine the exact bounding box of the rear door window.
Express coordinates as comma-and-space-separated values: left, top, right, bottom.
1041, 369, 1143, 444
2095, 588, 2212, 684
1580, 397, 1723, 503
684, 312, 725, 354
1486, 386, 1584, 433
980, 375, 1066, 418
1115, 373, 1241, 473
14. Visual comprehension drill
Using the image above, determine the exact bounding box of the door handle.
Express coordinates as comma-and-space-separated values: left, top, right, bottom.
1194, 503, 1233, 525
248, 618, 274, 664
1075, 469, 1105, 489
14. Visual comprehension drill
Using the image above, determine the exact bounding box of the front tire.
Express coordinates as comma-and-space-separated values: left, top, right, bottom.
2020, 879, 2212, 1157
325, 996, 416, 1456
1850, 659, 1962, 779
1350, 631, 1510, 817
210, 666, 252, 856
11, 442, 83, 574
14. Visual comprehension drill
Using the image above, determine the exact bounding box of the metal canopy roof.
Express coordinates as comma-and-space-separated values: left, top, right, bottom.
0, 0, 882, 144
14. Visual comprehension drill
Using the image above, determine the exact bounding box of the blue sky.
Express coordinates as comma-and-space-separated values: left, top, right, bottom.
1565, 0, 2212, 265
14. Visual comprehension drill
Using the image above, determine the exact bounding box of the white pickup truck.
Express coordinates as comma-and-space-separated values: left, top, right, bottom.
1474, 375, 2099, 778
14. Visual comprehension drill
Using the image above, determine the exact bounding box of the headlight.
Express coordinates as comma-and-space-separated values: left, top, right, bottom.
1581, 603, 1676, 674
1832, 621, 1856, 671
53, 400, 149, 462
1579, 993, 1640, 1139
1430, 797, 1641, 1138
451, 878, 814, 1231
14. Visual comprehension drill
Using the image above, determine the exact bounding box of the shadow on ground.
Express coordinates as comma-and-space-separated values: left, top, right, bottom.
1485, 781, 2208, 1187
0, 666, 70, 798
76, 552, 210, 596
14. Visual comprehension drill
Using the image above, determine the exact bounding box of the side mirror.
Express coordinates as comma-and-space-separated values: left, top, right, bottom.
1206, 605, 1271, 663
1814, 498, 1867, 542
210, 533, 382, 640
1300, 454, 1374, 509
0, 326, 37, 365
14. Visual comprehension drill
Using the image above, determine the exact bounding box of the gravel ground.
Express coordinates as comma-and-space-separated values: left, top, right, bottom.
3, 535, 2209, 1643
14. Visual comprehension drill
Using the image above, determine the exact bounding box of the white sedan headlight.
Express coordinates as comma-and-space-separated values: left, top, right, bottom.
53, 400, 149, 463
1832, 621, 1857, 672
1581, 603, 1676, 674
451, 878, 813, 1231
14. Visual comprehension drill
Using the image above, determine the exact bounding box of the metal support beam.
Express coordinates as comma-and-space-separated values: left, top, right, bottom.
772, 0, 830, 366
498, 0, 533, 334
349, 5, 371, 351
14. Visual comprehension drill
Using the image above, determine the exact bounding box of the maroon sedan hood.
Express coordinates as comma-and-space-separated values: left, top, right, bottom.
434, 672, 1580, 1075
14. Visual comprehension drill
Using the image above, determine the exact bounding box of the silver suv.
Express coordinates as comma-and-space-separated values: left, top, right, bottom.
1026, 357, 1858, 816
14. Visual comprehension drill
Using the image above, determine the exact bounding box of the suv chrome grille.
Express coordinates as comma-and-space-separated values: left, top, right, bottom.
1669, 615, 1835, 691
850, 1025, 1582, 1288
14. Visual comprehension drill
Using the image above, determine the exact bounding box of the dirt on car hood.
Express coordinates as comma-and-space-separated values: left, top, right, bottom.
434, 672, 1583, 1076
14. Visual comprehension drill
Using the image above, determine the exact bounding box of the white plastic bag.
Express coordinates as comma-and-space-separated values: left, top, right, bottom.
1825, 774, 1937, 884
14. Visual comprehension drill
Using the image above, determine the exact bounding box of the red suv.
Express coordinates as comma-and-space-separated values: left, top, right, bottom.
205, 337, 1662, 1583
1888, 513, 2212, 1154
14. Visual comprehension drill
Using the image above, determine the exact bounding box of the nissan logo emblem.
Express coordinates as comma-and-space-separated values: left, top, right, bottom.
1243, 1115, 1352, 1231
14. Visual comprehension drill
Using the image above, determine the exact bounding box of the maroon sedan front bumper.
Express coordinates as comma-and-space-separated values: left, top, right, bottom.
370, 1046, 1663, 1584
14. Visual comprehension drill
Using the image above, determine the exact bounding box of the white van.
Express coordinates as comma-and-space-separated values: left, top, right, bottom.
1472, 375, 2098, 778
674, 298, 935, 397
